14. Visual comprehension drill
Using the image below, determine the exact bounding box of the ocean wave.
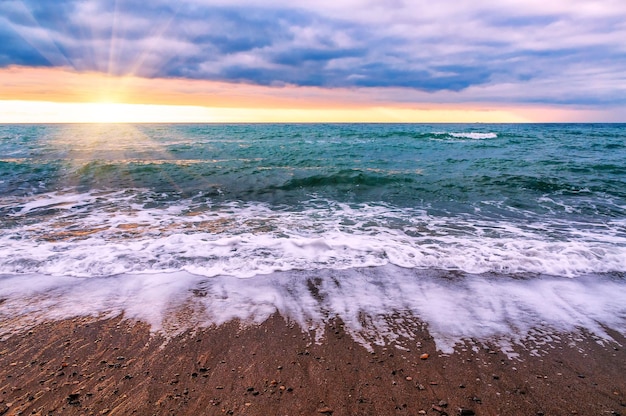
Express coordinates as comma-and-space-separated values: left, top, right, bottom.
275, 169, 415, 190
1, 230, 624, 278
433, 132, 498, 140
1, 124, 626, 355
449, 132, 498, 139
1, 268, 624, 356
1, 192, 625, 278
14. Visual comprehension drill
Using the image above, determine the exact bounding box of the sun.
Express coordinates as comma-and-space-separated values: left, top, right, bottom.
47, 101, 216, 123
84, 102, 134, 123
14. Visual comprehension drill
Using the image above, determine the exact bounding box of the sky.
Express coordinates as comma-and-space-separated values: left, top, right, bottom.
1, 0, 626, 122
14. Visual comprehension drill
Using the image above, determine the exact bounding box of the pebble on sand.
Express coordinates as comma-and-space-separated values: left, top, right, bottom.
432, 404, 446, 413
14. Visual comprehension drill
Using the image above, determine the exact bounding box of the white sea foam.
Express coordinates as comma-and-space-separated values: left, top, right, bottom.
2, 190, 625, 355
1, 193, 626, 278
16, 193, 95, 214
0, 267, 624, 357
2, 222, 625, 278
449, 132, 498, 139
432, 132, 498, 140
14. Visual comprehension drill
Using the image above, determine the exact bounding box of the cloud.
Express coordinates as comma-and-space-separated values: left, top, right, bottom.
1, 0, 626, 106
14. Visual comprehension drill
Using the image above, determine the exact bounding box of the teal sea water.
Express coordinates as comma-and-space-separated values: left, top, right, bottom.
2, 123, 625, 277
1, 123, 625, 352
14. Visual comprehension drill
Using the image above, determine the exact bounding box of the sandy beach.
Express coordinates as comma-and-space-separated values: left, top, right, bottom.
0, 313, 624, 416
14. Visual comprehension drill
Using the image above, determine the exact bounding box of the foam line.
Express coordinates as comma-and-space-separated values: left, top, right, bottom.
1, 267, 624, 356
2, 194, 626, 278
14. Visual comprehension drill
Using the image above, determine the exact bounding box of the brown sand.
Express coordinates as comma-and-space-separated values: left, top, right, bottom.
0, 314, 624, 416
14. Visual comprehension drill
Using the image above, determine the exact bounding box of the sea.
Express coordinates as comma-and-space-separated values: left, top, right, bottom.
1, 123, 625, 355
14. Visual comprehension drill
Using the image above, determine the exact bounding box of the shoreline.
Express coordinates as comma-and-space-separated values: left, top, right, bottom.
2, 269, 624, 357
0, 314, 624, 415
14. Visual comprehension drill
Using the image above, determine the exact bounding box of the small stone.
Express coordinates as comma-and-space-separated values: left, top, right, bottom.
432, 404, 446, 413
459, 409, 475, 416
439, 400, 448, 407
318, 406, 333, 414
406, 376, 413, 381
420, 353, 430, 360
418, 411, 427, 415
67, 393, 80, 405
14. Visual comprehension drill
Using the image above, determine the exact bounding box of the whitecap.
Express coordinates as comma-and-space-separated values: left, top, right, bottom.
449, 132, 498, 139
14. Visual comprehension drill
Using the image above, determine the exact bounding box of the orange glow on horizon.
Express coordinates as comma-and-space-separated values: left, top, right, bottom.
0, 66, 608, 123
0, 100, 535, 123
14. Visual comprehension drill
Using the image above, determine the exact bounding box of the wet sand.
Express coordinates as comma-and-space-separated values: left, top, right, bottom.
0, 314, 624, 416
